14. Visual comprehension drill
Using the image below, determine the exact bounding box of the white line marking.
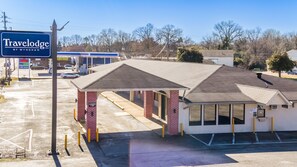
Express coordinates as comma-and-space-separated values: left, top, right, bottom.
209, 134, 215, 146
232, 134, 235, 144
189, 134, 208, 146
275, 132, 282, 142
0, 129, 33, 151
28, 129, 33, 151
31, 101, 35, 117
0, 137, 25, 150
255, 133, 259, 142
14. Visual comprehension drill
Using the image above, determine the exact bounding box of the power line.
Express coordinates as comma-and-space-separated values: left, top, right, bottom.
1, 11, 11, 30
1, 11, 11, 85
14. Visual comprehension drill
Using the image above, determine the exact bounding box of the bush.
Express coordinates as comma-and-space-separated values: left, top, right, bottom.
177, 47, 203, 63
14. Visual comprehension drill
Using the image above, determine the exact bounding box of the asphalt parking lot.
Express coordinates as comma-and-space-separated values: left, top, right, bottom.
2, 79, 297, 166
191, 131, 297, 146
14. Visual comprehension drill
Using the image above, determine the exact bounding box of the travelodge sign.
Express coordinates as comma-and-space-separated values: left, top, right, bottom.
0, 31, 51, 58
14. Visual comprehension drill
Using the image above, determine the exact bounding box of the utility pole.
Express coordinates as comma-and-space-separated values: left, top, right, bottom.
1, 12, 11, 85
49, 20, 69, 155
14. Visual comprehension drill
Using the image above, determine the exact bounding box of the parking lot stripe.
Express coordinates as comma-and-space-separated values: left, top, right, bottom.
255, 133, 259, 143
31, 101, 35, 117
0, 129, 33, 151
232, 134, 235, 144
189, 134, 208, 146
208, 134, 215, 146
275, 132, 282, 142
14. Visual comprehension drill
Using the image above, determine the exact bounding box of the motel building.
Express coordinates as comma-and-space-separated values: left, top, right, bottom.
71, 59, 297, 139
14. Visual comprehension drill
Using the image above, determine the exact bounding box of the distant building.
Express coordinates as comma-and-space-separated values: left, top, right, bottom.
200, 50, 234, 67
287, 49, 297, 61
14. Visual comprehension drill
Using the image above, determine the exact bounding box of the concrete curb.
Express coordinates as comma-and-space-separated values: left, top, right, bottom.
101, 93, 125, 110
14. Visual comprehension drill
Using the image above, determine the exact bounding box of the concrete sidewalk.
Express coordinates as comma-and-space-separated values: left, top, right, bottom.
101, 91, 166, 135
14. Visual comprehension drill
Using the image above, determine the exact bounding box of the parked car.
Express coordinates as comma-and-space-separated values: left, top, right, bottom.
287, 70, 297, 75
64, 64, 73, 69
60, 73, 80, 79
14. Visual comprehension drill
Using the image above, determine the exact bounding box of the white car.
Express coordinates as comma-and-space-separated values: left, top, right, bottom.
60, 73, 80, 79
64, 64, 73, 69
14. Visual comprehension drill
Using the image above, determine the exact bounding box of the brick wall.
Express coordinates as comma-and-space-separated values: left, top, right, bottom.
86, 92, 97, 140
77, 90, 85, 121
167, 90, 179, 135
144, 91, 154, 118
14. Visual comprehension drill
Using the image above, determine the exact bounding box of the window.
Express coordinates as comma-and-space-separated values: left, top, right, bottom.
218, 104, 231, 125
189, 105, 202, 126
204, 104, 216, 125
233, 104, 245, 124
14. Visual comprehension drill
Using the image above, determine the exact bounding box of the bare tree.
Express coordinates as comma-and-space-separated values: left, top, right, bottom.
200, 35, 220, 49
213, 20, 243, 50
156, 24, 183, 60
99, 28, 117, 52
71, 34, 83, 45
115, 30, 133, 51
132, 23, 155, 50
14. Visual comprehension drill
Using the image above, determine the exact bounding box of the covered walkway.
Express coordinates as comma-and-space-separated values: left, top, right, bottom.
71, 63, 188, 140
101, 91, 167, 135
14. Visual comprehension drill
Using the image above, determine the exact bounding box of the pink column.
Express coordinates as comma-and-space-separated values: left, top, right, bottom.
144, 91, 154, 118
167, 90, 179, 135
77, 89, 85, 121
86, 92, 97, 140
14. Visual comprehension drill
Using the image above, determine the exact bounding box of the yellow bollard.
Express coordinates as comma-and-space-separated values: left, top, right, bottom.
253, 117, 256, 133
162, 124, 165, 138
232, 118, 235, 135
78, 131, 81, 146
65, 134, 67, 150
88, 128, 91, 143
96, 128, 99, 142
271, 117, 274, 133
180, 123, 184, 136
74, 108, 76, 120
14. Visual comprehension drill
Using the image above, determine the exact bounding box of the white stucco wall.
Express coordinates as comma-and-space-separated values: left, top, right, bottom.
179, 102, 297, 134
204, 57, 234, 67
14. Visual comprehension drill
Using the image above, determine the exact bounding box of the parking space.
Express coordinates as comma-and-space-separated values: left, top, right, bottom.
191, 131, 297, 146
257, 132, 280, 143
235, 132, 256, 144
276, 131, 297, 142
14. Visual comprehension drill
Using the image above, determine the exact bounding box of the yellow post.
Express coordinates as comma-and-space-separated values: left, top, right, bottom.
96, 128, 99, 142
271, 117, 274, 133
74, 108, 76, 120
232, 118, 235, 135
162, 124, 165, 138
253, 117, 256, 133
78, 131, 81, 146
88, 128, 91, 143
64, 134, 67, 150
180, 123, 184, 136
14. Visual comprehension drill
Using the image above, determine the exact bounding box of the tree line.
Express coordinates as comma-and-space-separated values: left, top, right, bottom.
59, 23, 193, 60
59, 21, 297, 69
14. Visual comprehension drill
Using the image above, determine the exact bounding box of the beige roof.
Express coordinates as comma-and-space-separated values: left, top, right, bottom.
186, 93, 254, 104
200, 50, 234, 57
236, 84, 291, 105
72, 59, 297, 104
90, 59, 221, 96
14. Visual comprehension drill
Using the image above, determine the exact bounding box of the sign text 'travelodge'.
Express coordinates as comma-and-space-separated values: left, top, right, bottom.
0, 31, 51, 58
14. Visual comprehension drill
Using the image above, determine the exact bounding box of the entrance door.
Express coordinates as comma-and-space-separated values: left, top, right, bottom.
161, 95, 166, 120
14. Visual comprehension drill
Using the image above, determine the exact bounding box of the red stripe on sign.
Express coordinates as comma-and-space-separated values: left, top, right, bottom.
20, 59, 29, 62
